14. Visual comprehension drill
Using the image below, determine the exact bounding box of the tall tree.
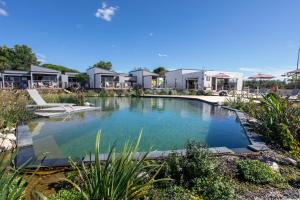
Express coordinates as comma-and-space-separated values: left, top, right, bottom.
0, 46, 14, 71
42, 64, 79, 73
153, 66, 168, 76
93, 61, 112, 71
0, 45, 40, 71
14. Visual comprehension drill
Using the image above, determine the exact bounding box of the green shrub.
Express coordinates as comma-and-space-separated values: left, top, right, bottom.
189, 89, 197, 95
253, 93, 300, 154
237, 159, 284, 184
149, 185, 199, 200
192, 176, 235, 200
0, 151, 32, 200
66, 131, 168, 199
48, 189, 83, 200
168, 89, 177, 95
0, 90, 33, 129
164, 141, 217, 186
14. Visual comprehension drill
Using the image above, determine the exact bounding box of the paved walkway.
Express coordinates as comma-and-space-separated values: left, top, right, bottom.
143, 94, 233, 105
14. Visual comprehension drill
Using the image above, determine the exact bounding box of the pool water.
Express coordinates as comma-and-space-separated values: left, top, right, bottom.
20, 97, 249, 160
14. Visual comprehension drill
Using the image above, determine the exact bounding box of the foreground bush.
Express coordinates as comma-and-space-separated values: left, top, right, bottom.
48, 189, 82, 200
161, 141, 235, 200
0, 151, 31, 200
192, 175, 235, 200
66, 131, 168, 199
149, 185, 199, 200
237, 159, 284, 184
0, 90, 32, 129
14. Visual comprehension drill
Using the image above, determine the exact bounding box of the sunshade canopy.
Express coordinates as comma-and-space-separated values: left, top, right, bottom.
212, 73, 231, 78
249, 73, 275, 79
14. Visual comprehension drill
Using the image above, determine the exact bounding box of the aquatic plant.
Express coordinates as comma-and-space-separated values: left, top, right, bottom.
65, 131, 168, 200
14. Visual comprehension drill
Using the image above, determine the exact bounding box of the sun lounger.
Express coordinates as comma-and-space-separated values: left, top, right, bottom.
27, 89, 75, 108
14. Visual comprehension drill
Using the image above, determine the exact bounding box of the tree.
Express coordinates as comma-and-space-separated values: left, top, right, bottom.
42, 64, 79, 73
153, 66, 168, 76
93, 61, 112, 70
0, 46, 13, 71
0, 45, 40, 71
75, 73, 89, 87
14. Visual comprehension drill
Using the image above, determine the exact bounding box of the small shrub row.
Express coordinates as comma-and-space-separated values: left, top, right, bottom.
237, 159, 284, 185
159, 141, 236, 200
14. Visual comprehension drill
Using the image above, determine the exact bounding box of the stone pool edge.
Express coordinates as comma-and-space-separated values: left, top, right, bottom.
15, 95, 268, 168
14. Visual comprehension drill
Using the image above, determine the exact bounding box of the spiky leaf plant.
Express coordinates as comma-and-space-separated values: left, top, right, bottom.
0, 151, 33, 200
66, 131, 169, 200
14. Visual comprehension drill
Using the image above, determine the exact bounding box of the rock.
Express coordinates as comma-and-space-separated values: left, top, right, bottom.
266, 161, 279, 172
0, 133, 16, 141
84, 102, 91, 106
283, 157, 297, 166
9, 127, 16, 132
0, 138, 14, 150
4, 127, 9, 132
248, 144, 269, 151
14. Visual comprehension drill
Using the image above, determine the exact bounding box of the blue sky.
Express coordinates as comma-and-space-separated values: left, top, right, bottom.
0, 0, 300, 78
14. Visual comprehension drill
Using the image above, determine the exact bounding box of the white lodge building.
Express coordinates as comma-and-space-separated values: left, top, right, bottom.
165, 69, 243, 91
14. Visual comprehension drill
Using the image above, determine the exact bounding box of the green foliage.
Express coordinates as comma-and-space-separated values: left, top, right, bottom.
224, 95, 255, 112
41, 92, 83, 105
153, 67, 168, 76
0, 90, 33, 129
130, 89, 144, 97
48, 189, 83, 200
66, 131, 168, 200
0, 152, 31, 200
0, 44, 40, 71
254, 93, 300, 154
149, 185, 199, 200
161, 141, 235, 199
93, 60, 112, 70
75, 73, 89, 87
192, 176, 235, 200
237, 159, 284, 185
42, 64, 79, 73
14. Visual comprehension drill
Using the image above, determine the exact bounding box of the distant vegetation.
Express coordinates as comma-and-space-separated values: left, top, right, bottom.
153, 66, 168, 76
0, 44, 40, 71
42, 64, 79, 73
93, 60, 112, 70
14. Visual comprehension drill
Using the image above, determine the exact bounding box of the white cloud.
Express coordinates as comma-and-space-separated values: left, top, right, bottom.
158, 53, 167, 57
0, 8, 7, 16
95, 2, 118, 22
0, 1, 7, 16
37, 53, 47, 64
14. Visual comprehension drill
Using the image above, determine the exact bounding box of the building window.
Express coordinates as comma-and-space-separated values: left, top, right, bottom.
206, 76, 210, 81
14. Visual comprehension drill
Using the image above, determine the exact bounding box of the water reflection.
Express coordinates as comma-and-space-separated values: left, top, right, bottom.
23, 97, 249, 159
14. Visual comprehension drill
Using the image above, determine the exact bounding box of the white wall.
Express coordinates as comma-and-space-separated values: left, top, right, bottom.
143, 76, 152, 89
61, 74, 68, 88
165, 69, 199, 89
87, 68, 95, 88
182, 71, 204, 89
130, 71, 143, 87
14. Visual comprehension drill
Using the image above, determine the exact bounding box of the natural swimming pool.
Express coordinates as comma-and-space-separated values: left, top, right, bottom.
17, 97, 250, 163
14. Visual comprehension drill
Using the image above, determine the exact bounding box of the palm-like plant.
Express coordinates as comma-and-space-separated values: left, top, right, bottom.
66, 131, 169, 200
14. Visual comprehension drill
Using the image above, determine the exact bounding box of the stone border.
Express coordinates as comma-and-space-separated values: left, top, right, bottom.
222, 106, 269, 152
16, 96, 261, 168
